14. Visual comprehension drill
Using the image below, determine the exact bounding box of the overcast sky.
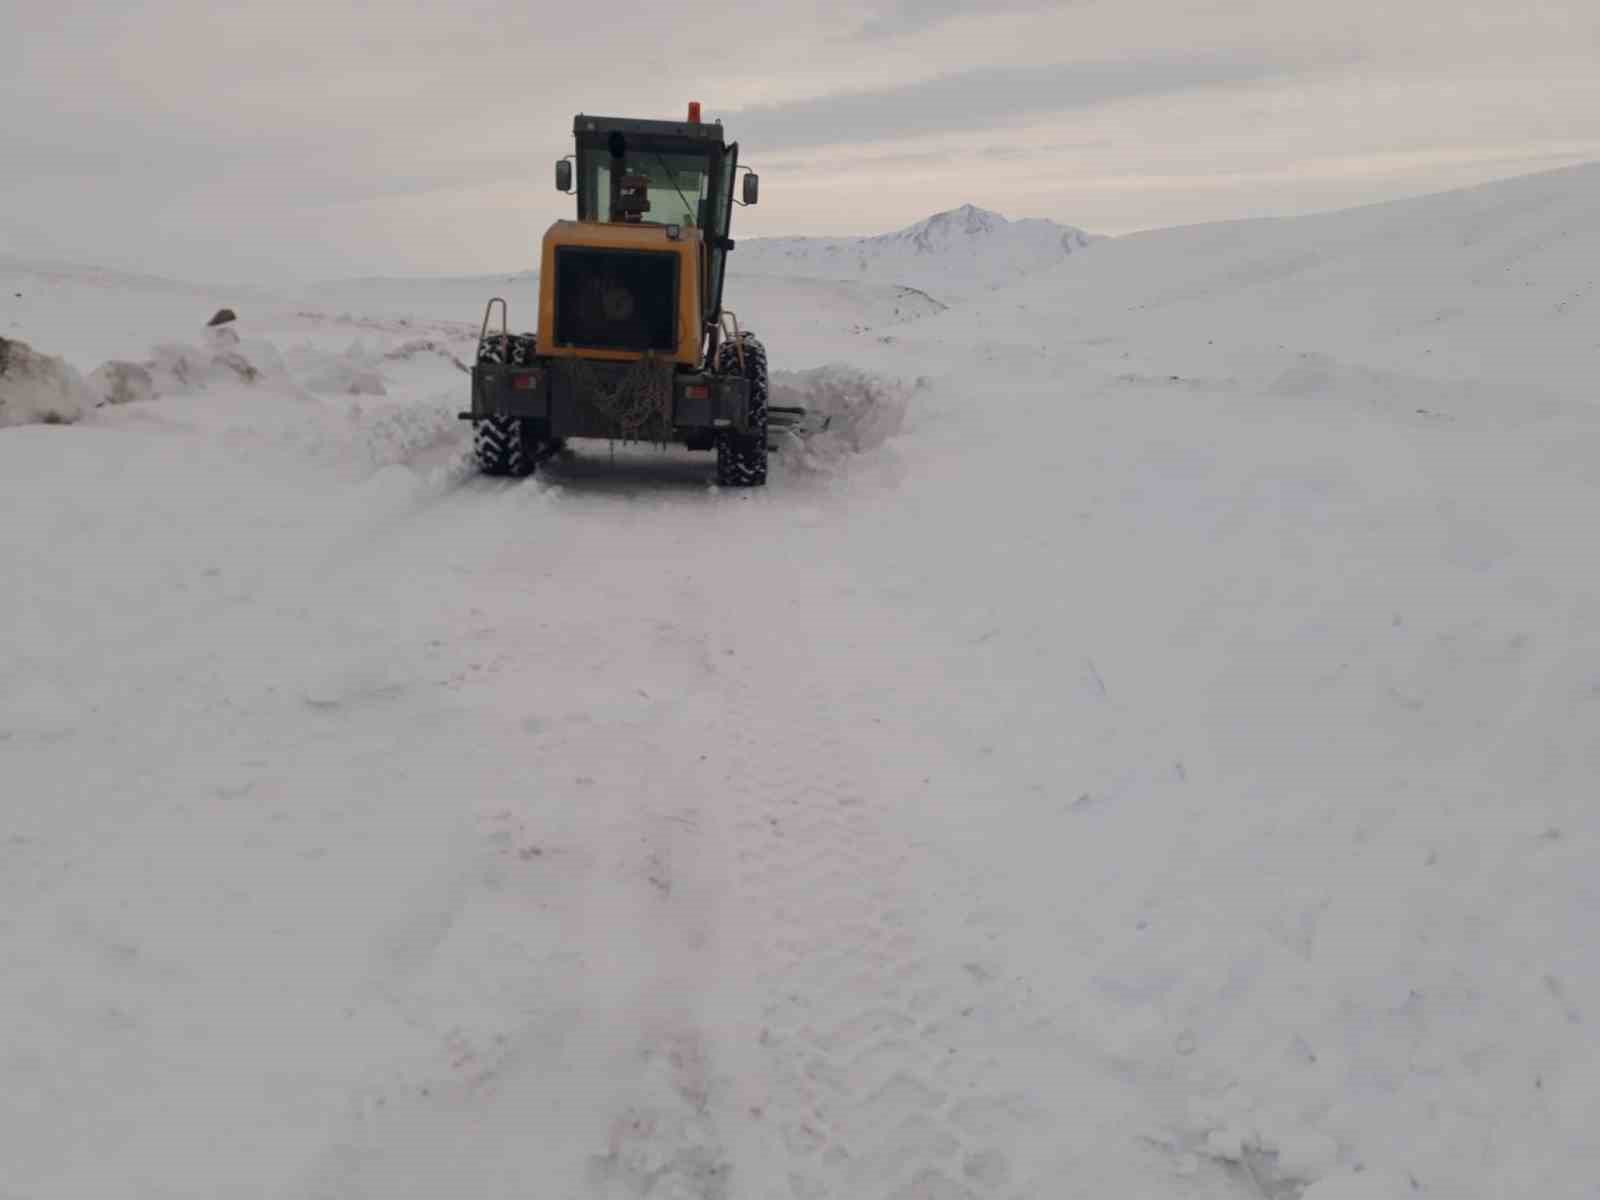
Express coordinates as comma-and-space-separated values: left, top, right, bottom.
5, 0, 1599, 282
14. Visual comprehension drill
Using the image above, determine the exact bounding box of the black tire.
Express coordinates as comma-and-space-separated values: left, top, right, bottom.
715, 332, 769, 487
474, 331, 535, 367
474, 333, 538, 478
474, 415, 533, 477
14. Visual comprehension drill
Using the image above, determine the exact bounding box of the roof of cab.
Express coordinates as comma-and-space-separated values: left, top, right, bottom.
572, 114, 727, 147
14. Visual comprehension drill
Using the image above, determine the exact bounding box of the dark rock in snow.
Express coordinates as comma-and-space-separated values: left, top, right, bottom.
206, 308, 238, 327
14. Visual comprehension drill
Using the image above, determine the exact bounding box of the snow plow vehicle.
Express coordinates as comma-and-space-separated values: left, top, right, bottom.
461, 103, 798, 485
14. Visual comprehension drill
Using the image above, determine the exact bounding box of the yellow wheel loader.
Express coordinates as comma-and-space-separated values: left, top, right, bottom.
461, 103, 798, 485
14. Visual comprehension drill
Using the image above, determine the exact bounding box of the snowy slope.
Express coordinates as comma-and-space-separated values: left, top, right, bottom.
946, 160, 1600, 403
1, 256, 267, 371
4, 162, 1600, 1200
302, 271, 540, 325
734, 203, 1095, 302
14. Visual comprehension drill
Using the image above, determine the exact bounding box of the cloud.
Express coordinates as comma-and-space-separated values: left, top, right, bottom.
978, 139, 1114, 161
4, 0, 1597, 278
853, 0, 1074, 40
724, 49, 1355, 152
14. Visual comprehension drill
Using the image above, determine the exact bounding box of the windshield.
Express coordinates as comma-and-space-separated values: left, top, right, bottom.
580, 147, 711, 228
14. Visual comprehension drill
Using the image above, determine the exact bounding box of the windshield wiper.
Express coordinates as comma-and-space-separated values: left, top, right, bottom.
654, 152, 697, 226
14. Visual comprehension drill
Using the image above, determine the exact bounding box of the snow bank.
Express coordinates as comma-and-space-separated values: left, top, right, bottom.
87, 360, 156, 407
769, 364, 920, 466
1, 327, 297, 429
341, 398, 464, 473
140, 328, 417, 405
0, 336, 96, 426
150, 330, 463, 476
382, 338, 470, 373
0, 321, 432, 435
299, 351, 388, 398
146, 325, 288, 391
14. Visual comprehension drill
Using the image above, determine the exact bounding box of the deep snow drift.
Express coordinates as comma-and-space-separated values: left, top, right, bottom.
3, 163, 1599, 1200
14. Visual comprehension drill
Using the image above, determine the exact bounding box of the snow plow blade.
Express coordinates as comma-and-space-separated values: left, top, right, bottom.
768, 404, 828, 447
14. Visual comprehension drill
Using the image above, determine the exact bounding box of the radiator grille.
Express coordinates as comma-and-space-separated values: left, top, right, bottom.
554, 247, 678, 353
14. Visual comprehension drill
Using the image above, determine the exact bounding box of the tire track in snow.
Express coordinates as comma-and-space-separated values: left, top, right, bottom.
584, 804, 738, 1200
286, 538, 749, 1199
678, 513, 1254, 1200
203, 467, 1242, 1199
712, 648, 1043, 1200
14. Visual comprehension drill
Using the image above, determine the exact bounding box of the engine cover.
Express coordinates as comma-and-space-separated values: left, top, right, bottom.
537, 220, 704, 366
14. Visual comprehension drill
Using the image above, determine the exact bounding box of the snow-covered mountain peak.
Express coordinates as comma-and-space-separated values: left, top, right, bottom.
894, 204, 1009, 248
734, 206, 1097, 301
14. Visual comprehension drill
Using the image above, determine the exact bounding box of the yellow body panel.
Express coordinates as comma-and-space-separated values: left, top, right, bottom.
536, 220, 705, 367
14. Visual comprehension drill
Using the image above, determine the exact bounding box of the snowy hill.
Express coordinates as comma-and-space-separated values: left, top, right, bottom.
4, 162, 1600, 1200
301, 271, 539, 323
1, 255, 268, 371
900, 161, 1600, 404
733, 203, 1096, 301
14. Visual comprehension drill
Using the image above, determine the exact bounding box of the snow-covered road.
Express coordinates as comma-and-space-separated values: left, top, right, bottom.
5, 164, 1600, 1199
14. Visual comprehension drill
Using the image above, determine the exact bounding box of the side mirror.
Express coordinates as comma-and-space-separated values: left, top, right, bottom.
555, 159, 572, 193
742, 172, 760, 206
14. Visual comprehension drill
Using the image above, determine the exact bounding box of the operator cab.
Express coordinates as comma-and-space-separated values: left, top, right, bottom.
556, 105, 758, 329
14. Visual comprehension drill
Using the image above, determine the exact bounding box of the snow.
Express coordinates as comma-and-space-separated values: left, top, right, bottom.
769, 364, 921, 462
3, 160, 1600, 1199
0, 336, 97, 427
1301, 1172, 1411, 1200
